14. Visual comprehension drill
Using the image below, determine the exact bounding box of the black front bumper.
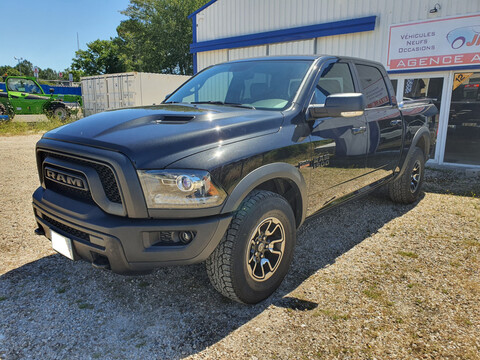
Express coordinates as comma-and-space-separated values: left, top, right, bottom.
33, 187, 232, 274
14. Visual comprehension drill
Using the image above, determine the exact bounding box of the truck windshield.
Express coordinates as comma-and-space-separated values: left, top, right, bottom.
166, 60, 313, 111
7, 78, 43, 94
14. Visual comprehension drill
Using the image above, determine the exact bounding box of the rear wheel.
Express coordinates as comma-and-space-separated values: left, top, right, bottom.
388, 147, 425, 204
48, 104, 68, 120
206, 190, 296, 304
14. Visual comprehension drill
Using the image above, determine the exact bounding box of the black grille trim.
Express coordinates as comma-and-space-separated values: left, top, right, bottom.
40, 151, 122, 204
43, 214, 90, 242
45, 178, 94, 203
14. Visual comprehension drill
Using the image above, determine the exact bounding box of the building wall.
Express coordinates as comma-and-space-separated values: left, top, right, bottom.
195, 0, 480, 71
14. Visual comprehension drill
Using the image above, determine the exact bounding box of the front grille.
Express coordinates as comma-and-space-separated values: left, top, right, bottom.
43, 214, 90, 242
40, 151, 122, 204
45, 178, 94, 203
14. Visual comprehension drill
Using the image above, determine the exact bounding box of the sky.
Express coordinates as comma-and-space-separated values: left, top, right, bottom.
0, 0, 132, 71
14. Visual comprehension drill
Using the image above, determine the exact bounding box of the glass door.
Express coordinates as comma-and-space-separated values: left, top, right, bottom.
402, 77, 444, 159
443, 72, 480, 166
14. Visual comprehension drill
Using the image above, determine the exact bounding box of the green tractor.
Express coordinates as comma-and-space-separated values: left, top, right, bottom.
0, 76, 82, 121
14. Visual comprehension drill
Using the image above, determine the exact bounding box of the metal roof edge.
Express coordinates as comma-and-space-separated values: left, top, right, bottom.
188, 0, 218, 19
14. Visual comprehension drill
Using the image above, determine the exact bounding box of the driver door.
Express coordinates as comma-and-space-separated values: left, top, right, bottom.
307, 60, 370, 215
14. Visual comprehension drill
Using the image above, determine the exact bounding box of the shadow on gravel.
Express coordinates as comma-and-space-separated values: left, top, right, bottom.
0, 194, 416, 359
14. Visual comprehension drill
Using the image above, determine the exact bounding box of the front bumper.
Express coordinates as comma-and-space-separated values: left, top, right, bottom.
33, 187, 232, 274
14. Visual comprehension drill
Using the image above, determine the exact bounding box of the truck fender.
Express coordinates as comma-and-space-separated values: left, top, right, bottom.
397, 126, 430, 179
220, 162, 308, 226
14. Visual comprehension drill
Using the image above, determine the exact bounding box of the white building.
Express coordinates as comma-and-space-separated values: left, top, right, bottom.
189, 0, 480, 167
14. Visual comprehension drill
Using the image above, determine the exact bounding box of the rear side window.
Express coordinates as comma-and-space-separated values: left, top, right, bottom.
311, 62, 355, 104
355, 64, 390, 108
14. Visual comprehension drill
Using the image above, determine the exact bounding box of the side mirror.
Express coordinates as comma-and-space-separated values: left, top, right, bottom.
163, 93, 172, 102
308, 93, 366, 119
49, 88, 54, 94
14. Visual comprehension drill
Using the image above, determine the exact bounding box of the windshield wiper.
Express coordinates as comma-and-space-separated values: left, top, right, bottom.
191, 101, 255, 110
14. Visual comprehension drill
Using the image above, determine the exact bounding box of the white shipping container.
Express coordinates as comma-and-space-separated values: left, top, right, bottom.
81, 72, 190, 116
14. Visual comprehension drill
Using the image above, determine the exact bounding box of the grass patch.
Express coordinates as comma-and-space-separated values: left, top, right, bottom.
56, 287, 66, 294
363, 287, 382, 300
138, 281, 150, 288
135, 341, 147, 348
462, 240, 480, 248
0, 117, 75, 136
315, 308, 350, 321
397, 251, 419, 259
0, 296, 6, 301
78, 303, 94, 310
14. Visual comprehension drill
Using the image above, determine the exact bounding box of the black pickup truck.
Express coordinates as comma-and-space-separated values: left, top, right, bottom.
32, 56, 437, 304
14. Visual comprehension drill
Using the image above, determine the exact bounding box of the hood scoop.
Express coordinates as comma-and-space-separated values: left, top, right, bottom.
155, 115, 195, 124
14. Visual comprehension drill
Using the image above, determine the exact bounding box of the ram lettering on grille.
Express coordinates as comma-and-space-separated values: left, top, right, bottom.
45, 167, 88, 191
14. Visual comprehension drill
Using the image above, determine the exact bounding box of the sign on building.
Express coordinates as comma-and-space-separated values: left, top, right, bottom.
387, 13, 480, 71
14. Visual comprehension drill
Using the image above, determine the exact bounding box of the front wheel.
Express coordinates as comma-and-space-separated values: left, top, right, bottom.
388, 147, 425, 204
206, 190, 296, 304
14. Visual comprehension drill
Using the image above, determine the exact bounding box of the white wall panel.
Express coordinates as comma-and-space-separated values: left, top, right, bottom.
195, 0, 480, 68
269, 40, 315, 56
228, 45, 267, 61
197, 50, 228, 72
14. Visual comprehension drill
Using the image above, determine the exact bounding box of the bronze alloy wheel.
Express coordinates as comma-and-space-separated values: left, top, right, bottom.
245, 217, 285, 281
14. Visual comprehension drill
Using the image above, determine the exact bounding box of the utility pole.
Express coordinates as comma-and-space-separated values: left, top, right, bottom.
14, 56, 24, 75
77, 32, 80, 52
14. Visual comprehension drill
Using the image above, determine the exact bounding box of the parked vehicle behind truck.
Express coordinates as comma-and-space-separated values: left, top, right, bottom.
0, 76, 82, 120
32, 56, 437, 304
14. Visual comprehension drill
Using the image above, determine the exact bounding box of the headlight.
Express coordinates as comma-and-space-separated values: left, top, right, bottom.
137, 170, 227, 209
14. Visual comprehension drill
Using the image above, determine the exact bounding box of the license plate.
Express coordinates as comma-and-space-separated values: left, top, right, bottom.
51, 230, 75, 260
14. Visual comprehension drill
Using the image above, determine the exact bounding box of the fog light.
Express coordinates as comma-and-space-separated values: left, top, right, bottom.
179, 231, 195, 244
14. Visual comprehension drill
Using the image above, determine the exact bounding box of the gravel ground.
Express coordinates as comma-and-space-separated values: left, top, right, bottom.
0, 135, 479, 360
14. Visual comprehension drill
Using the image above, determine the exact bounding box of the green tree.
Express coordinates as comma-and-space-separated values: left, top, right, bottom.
71, 39, 127, 76
63, 68, 84, 82
15, 60, 34, 76
117, 0, 206, 75
0, 66, 21, 78
38, 68, 58, 80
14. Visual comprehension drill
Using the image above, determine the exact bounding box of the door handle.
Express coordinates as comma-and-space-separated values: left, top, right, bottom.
390, 119, 402, 126
351, 126, 366, 135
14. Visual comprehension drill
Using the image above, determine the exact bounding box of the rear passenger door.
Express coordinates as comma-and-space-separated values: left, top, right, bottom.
353, 62, 403, 182
306, 60, 370, 216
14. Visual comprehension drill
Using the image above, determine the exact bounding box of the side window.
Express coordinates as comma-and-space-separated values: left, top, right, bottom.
311, 62, 355, 105
355, 64, 391, 108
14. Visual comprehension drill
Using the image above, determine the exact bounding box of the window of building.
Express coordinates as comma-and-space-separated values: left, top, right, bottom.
444, 72, 480, 165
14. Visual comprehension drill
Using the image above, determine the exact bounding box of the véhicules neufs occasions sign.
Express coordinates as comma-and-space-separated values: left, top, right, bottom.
387, 13, 480, 71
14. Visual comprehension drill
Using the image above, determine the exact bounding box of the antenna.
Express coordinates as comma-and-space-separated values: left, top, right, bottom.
14, 56, 24, 75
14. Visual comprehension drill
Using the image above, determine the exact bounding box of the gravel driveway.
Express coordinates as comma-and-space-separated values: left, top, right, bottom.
0, 135, 479, 359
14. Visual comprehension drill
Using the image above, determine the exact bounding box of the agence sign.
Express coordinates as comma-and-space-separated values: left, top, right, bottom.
387, 13, 480, 71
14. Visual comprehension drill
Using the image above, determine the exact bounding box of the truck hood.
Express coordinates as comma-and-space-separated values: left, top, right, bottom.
43, 104, 283, 169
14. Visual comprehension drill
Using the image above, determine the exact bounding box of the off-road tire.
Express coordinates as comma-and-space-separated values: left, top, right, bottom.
206, 190, 296, 304
388, 147, 425, 204
48, 103, 68, 121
